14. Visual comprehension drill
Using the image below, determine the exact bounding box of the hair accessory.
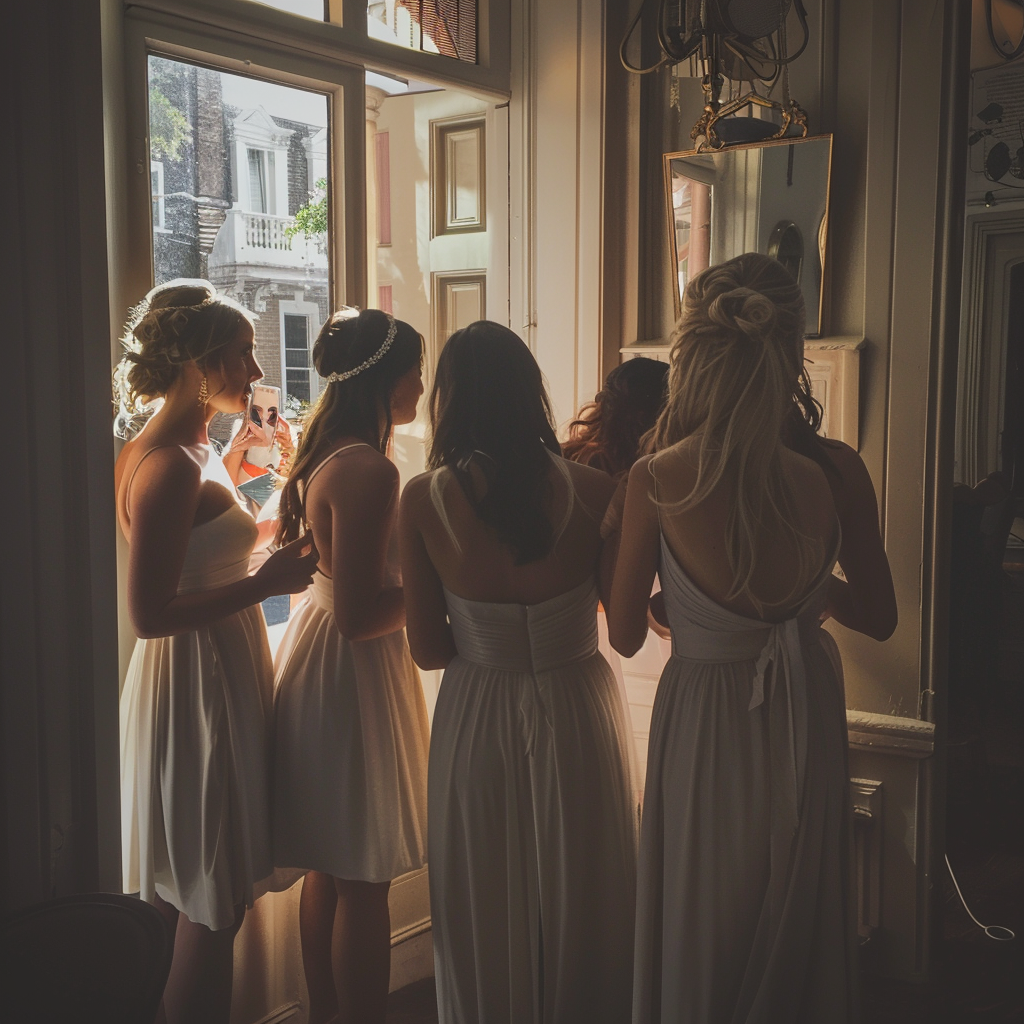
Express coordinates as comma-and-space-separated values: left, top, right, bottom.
197, 375, 209, 406
325, 314, 398, 385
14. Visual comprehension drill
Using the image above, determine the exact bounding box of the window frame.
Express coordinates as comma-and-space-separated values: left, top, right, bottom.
125, 0, 510, 100
124, 9, 367, 314
279, 300, 322, 406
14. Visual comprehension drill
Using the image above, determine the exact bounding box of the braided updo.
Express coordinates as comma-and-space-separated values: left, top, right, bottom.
112, 279, 253, 425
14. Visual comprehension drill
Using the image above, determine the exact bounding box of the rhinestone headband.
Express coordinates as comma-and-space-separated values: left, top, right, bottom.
325, 313, 398, 384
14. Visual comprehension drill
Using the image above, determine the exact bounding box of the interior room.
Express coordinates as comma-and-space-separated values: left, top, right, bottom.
3, 0, 1023, 1021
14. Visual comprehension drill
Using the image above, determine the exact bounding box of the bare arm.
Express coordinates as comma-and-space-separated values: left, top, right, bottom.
399, 477, 458, 670
126, 448, 316, 638
320, 455, 406, 641
607, 456, 661, 657
823, 443, 898, 641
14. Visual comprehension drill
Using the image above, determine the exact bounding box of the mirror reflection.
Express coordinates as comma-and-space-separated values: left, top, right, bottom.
665, 135, 833, 335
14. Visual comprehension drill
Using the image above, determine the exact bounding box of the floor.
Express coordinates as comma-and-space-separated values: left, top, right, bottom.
387, 555, 1024, 1024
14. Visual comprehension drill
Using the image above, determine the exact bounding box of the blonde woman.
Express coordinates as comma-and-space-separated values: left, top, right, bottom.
115, 280, 318, 1024
608, 254, 896, 1023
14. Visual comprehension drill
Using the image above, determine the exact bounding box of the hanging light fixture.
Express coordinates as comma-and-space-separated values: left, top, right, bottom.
620, 0, 810, 150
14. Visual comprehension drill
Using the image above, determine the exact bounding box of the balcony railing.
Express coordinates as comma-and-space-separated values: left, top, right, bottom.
210, 208, 328, 272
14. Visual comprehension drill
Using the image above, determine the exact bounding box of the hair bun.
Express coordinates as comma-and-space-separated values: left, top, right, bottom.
706, 285, 776, 342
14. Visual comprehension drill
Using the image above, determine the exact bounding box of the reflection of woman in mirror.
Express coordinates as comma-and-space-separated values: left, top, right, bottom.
608, 253, 895, 1023
273, 309, 429, 1024
114, 280, 319, 1024
399, 322, 637, 1024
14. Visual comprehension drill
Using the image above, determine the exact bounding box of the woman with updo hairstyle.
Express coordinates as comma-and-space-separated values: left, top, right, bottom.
608, 253, 896, 1023
562, 356, 669, 478
398, 321, 637, 1024
272, 308, 429, 1024
114, 279, 318, 1024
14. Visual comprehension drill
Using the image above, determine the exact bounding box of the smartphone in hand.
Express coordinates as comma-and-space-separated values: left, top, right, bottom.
246, 384, 281, 449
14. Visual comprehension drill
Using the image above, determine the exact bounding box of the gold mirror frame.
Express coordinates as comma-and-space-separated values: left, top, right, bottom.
663, 134, 833, 335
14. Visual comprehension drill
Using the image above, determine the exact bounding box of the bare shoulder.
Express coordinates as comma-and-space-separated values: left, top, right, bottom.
124, 442, 201, 492
313, 444, 398, 490
400, 469, 441, 518
561, 457, 616, 504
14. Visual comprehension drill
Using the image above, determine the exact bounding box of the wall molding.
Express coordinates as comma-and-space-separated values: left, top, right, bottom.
955, 210, 1024, 483
846, 710, 935, 759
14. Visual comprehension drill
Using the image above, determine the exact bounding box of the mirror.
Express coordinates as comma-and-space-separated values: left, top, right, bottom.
664, 135, 833, 336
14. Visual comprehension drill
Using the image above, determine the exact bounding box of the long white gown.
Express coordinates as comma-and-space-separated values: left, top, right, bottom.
272, 445, 429, 881
428, 472, 638, 1024
120, 444, 274, 932
632, 535, 858, 1024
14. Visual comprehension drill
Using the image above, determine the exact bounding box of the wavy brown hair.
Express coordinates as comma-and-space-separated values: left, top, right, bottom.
563, 357, 668, 478
277, 309, 423, 544
428, 321, 562, 565
651, 252, 828, 613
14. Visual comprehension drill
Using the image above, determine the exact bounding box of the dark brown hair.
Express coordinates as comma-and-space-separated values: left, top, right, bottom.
428, 321, 561, 565
277, 309, 422, 544
563, 357, 669, 478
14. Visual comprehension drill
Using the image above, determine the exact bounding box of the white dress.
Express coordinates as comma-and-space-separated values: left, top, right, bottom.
632, 535, 858, 1024
428, 471, 638, 1024
272, 445, 429, 881
120, 444, 274, 932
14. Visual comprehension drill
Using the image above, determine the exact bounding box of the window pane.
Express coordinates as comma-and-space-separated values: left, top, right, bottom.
250, 0, 326, 20
368, 0, 478, 64
147, 55, 331, 425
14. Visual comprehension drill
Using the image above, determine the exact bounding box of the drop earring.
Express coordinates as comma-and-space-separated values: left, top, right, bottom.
197, 376, 209, 406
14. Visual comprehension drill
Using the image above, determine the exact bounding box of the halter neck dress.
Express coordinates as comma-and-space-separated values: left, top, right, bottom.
427, 463, 638, 1024
272, 443, 429, 882
632, 525, 858, 1023
120, 443, 274, 931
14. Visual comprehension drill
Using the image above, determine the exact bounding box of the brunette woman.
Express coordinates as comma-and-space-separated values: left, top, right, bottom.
272, 309, 429, 1024
608, 254, 896, 1023
563, 356, 668, 478
399, 322, 636, 1024
115, 280, 318, 1024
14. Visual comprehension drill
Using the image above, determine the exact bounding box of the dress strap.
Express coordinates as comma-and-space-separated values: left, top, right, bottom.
124, 443, 207, 514
429, 469, 463, 554
547, 452, 576, 547
299, 443, 373, 525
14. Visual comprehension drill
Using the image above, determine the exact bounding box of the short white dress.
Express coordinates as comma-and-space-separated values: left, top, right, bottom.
428, 467, 638, 1024
120, 444, 274, 931
272, 445, 429, 881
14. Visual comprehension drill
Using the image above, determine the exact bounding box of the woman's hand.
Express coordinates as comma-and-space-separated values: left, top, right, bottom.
275, 415, 296, 475
254, 534, 319, 597
227, 416, 265, 456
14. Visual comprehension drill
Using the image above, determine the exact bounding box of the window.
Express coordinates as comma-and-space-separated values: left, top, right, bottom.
368, 0, 478, 64
283, 313, 311, 403
247, 149, 275, 214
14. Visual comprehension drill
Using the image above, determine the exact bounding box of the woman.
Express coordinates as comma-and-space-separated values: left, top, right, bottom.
114, 279, 318, 1024
563, 356, 669, 478
563, 356, 671, 801
399, 321, 637, 1024
608, 253, 896, 1024
273, 308, 430, 1024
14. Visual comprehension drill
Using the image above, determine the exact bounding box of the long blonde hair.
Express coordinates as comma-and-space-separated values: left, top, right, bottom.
651, 252, 821, 612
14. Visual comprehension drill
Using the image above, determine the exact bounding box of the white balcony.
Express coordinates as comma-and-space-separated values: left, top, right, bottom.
210, 208, 328, 272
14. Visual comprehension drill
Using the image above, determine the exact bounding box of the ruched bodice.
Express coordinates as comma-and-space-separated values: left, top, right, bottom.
443, 578, 599, 674
177, 505, 257, 593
